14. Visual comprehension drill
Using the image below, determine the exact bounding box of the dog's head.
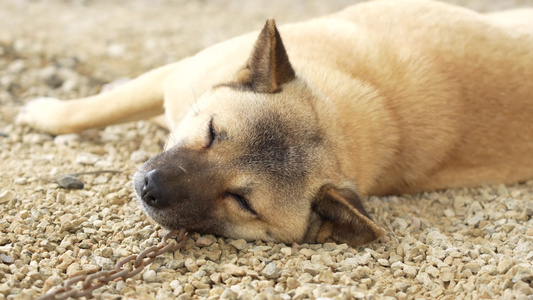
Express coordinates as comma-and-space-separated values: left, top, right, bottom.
133, 20, 383, 247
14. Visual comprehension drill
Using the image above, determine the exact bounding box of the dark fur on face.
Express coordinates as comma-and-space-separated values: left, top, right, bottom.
242, 111, 315, 181
133, 148, 228, 234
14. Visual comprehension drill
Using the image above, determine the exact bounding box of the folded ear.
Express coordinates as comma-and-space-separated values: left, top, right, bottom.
306, 184, 384, 247
235, 19, 296, 93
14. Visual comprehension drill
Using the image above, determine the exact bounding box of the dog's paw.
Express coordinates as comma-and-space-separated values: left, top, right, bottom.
16, 97, 65, 135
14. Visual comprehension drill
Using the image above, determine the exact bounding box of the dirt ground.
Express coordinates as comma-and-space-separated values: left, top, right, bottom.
1, 0, 533, 299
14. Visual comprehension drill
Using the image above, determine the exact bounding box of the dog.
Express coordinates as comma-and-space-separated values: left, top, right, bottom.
17, 0, 533, 247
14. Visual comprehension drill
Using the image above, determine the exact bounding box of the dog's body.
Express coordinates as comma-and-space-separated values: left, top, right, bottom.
17, 0, 533, 246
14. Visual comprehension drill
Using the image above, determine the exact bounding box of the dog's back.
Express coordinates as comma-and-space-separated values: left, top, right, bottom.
279, 0, 533, 194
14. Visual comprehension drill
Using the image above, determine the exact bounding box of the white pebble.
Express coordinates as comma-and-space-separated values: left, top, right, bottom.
143, 270, 157, 283
357, 252, 372, 265
0, 190, 15, 203
262, 262, 280, 279
378, 259, 390, 267
404, 265, 418, 278
391, 218, 408, 230
280, 247, 292, 256
497, 260, 513, 274
54, 133, 80, 146
75, 152, 100, 165
229, 239, 247, 250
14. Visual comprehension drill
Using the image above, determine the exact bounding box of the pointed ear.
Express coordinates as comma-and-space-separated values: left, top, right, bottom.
235, 19, 296, 93
306, 185, 384, 247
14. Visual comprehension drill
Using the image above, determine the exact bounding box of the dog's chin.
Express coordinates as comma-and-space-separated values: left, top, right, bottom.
137, 199, 183, 229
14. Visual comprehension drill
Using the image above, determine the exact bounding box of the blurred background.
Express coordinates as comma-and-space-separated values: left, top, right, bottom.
1, 0, 531, 77
0, 0, 531, 125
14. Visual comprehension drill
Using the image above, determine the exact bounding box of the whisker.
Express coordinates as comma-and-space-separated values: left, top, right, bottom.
181, 84, 196, 112
164, 130, 177, 151
187, 76, 201, 114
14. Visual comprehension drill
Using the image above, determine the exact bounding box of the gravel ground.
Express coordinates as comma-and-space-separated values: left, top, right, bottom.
1, 0, 533, 299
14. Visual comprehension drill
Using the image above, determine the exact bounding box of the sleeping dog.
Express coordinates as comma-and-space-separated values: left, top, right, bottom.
17, 0, 533, 246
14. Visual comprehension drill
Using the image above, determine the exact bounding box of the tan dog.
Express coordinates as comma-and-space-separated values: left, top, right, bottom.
17, 0, 533, 246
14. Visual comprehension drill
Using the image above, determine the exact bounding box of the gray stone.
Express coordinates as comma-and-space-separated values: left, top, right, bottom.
0, 254, 14, 264
58, 175, 84, 189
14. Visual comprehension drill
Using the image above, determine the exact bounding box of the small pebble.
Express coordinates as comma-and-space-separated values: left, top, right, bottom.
497, 260, 513, 274
465, 262, 481, 274
404, 265, 418, 278
220, 289, 237, 300
0, 254, 14, 264
75, 152, 100, 165
443, 209, 455, 217
261, 262, 280, 279
441, 271, 454, 282
453, 196, 465, 210
58, 175, 84, 189
280, 247, 292, 256
14, 177, 27, 185
317, 269, 334, 284
497, 184, 509, 196
0, 190, 15, 203
392, 218, 408, 230
378, 259, 390, 267
210, 273, 222, 284
229, 239, 247, 250
196, 236, 214, 247
53, 134, 80, 146
526, 228, 533, 236
0, 283, 10, 295
42, 275, 62, 292
358, 252, 372, 265
93, 175, 110, 184
56, 192, 66, 203
425, 265, 440, 278
513, 280, 533, 295
222, 264, 245, 276
143, 270, 158, 283
299, 248, 315, 258
8, 59, 26, 72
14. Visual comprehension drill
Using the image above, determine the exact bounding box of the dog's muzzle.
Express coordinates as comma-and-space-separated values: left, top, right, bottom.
131, 147, 227, 234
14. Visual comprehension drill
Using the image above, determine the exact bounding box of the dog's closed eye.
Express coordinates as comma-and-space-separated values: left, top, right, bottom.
224, 192, 257, 215
206, 117, 216, 148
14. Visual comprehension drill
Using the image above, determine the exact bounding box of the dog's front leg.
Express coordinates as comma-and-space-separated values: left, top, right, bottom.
16, 61, 182, 135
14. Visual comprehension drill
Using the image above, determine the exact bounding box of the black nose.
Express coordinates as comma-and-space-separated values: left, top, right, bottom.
141, 170, 170, 209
